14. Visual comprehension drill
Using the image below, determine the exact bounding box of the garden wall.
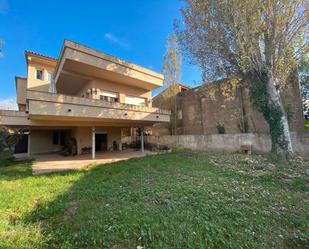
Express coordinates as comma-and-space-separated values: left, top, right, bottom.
144, 133, 272, 154
124, 132, 309, 157
290, 132, 309, 158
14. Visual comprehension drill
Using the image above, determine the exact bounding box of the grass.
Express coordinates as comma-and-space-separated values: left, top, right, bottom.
305, 119, 309, 132
0, 150, 308, 249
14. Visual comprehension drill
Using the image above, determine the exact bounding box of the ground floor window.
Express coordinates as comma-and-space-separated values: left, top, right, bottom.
14, 134, 28, 154
95, 133, 108, 151
52, 131, 66, 146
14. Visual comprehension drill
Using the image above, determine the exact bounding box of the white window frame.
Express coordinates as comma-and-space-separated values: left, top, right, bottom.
124, 96, 146, 106
100, 91, 118, 98
99, 90, 118, 102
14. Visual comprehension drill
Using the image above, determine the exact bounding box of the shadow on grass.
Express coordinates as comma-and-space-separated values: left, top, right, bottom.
21, 155, 169, 248
17, 152, 309, 249
0, 159, 34, 181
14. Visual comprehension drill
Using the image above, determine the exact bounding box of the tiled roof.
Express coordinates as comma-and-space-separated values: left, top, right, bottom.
25, 50, 57, 61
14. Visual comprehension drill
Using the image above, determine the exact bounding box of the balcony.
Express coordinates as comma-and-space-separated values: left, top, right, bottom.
0, 110, 30, 127
55, 40, 164, 95
26, 90, 170, 124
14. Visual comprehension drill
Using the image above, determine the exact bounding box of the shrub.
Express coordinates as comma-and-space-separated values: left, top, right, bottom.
216, 123, 226, 134
0, 150, 15, 166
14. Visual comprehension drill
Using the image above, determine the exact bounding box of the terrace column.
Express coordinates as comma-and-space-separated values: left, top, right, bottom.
140, 127, 144, 152
92, 127, 95, 159
27, 130, 31, 157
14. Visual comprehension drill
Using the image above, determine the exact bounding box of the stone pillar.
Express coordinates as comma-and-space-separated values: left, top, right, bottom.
92, 127, 95, 159
27, 130, 31, 157
119, 93, 125, 104
140, 127, 144, 152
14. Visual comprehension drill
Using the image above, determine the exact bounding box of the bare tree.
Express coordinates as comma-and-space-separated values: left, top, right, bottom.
0, 40, 3, 56
176, 0, 308, 159
162, 33, 182, 135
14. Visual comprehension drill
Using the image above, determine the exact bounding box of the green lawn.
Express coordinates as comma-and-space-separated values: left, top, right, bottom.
0, 151, 308, 249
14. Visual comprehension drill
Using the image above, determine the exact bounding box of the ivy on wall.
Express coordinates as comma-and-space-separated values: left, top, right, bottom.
248, 71, 288, 151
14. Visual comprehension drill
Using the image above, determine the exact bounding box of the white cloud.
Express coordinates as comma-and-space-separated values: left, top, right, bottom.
0, 97, 18, 110
104, 33, 130, 48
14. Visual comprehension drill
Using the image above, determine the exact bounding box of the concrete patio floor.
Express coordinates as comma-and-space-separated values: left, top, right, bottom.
32, 149, 153, 175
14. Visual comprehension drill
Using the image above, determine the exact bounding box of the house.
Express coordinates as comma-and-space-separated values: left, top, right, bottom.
0, 40, 170, 159
152, 82, 190, 110
123, 83, 190, 137
151, 83, 190, 135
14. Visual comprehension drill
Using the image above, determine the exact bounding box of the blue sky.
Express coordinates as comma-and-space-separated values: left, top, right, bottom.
0, 0, 201, 109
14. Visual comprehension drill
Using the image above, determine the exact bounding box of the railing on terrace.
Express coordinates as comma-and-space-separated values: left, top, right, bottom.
27, 90, 171, 115
0, 110, 28, 116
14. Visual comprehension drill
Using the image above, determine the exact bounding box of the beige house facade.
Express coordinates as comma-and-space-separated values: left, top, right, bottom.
0, 40, 170, 158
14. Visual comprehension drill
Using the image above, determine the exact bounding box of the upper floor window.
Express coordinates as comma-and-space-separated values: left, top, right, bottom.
36, 69, 44, 80
180, 87, 188, 92
47, 72, 53, 83
100, 91, 118, 103
124, 96, 146, 106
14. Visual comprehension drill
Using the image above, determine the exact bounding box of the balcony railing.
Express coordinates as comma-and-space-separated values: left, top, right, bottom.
0, 110, 27, 117
27, 90, 171, 115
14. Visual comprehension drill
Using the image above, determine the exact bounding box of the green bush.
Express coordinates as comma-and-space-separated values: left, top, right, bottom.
0, 150, 15, 166
216, 123, 226, 134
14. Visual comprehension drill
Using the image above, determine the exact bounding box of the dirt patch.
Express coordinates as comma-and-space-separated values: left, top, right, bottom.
205, 152, 309, 178
144, 177, 157, 185
62, 201, 79, 221
0, 230, 23, 237
250, 170, 271, 177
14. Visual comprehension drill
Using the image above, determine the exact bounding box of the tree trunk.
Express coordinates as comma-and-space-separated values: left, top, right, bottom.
174, 93, 177, 135
266, 71, 294, 159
